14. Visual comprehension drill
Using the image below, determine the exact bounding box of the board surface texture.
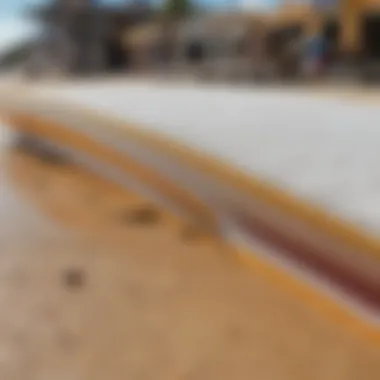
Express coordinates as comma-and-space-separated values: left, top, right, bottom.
29, 81, 380, 239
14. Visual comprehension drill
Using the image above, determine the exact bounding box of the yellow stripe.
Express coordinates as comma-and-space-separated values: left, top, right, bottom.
4, 112, 219, 236
63, 103, 380, 260
43, 102, 380, 345
3, 103, 380, 347
236, 246, 380, 346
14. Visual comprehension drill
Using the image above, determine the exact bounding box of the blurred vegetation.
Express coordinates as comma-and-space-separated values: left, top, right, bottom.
0, 42, 32, 70
162, 0, 195, 20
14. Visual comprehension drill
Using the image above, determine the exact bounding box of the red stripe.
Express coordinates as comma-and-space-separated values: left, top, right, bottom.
233, 211, 380, 313
14, 130, 380, 313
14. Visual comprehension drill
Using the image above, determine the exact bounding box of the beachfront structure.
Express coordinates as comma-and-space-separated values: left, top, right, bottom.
27, 0, 152, 76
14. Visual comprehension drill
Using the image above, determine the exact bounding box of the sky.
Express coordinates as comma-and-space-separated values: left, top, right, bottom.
0, 0, 282, 52
0, 0, 282, 17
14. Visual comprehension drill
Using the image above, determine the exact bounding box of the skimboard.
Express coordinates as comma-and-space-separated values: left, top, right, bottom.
0, 80, 379, 379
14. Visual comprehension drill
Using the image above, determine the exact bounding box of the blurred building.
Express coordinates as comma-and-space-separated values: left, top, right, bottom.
24, 0, 380, 81
27, 0, 153, 76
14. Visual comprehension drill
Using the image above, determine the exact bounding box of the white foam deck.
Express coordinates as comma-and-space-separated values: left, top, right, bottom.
30, 81, 380, 238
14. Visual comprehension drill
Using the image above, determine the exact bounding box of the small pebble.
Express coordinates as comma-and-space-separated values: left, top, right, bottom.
63, 268, 85, 290
119, 205, 161, 226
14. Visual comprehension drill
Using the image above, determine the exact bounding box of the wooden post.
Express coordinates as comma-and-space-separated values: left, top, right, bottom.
339, 0, 363, 56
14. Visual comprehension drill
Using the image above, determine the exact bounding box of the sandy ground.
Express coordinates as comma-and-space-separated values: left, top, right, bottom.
0, 127, 379, 379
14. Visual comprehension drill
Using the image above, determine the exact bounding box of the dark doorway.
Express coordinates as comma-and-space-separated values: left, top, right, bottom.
266, 24, 303, 79
105, 36, 129, 71
266, 24, 302, 60
362, 13, 380, 60
360, 13, 380, 81
322, 19, 340, 64
186, 40, 205, 64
